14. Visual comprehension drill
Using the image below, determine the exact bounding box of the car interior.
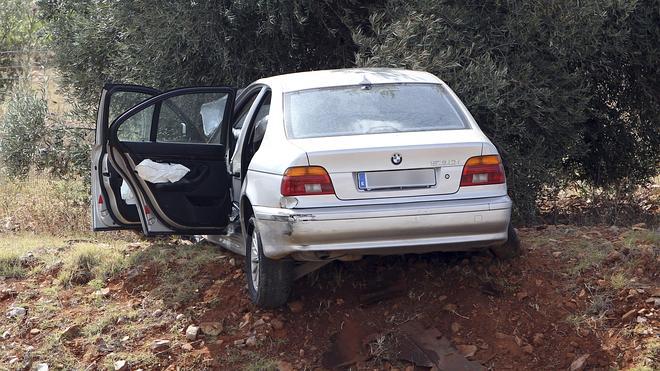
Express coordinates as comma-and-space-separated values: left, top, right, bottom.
108, 90, 234, 230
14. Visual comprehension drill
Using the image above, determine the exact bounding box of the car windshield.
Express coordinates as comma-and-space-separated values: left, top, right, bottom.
284, 83, 469, 139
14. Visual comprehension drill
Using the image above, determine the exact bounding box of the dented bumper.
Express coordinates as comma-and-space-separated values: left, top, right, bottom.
253, 195, 512, 259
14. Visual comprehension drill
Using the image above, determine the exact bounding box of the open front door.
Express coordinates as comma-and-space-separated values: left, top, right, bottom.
92, 84, 159, 231
106, 87, 236, 235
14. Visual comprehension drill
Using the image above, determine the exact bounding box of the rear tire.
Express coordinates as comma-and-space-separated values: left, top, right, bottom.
490, 224, 523, 259
245, 216, 293, 308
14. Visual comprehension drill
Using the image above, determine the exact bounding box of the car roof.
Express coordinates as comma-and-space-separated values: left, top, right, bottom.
255, 68, 442, 93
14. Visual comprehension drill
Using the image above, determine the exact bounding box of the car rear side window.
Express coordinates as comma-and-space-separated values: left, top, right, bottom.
284, 83, 469, 139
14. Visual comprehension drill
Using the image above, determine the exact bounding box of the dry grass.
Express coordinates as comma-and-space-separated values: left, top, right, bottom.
0, 174, 89, 235
57, 242, 127, 287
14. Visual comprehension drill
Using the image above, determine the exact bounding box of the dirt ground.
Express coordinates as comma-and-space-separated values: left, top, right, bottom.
1, 225, 658, 370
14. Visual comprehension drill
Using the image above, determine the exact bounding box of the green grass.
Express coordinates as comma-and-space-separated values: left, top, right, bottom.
128, 241, 223, 308
623, 229, 659, 249
0, 234, 64, 278
561, 239, 613, 276
610, 272, 630, 290
58, 242, 127, 286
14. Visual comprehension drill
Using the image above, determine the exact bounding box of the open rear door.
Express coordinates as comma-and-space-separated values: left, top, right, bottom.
92, 84, 159, 231
106, 87, 236, 235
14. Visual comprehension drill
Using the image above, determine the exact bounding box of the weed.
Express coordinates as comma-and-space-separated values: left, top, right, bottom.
128, 241, 221, 308
58, 243, 126, 286
586, 293, 612, 317
0, 249, 25, 277
610, 272, 630, 290
561, 240, 612, 276
242, 352, 278, 371
623, 230, 659, 249
564, 314, 588, 330
629, 338, 659, 371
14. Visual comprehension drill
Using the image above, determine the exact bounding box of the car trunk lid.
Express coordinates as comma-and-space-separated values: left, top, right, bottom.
289, 130, 485, 200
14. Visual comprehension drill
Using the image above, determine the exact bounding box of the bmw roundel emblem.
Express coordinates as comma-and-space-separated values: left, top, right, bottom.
391, 153, 402, 165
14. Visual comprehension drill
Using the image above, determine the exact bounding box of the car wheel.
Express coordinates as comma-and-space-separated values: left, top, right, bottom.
490, 224, 523, 259
245, 216, 293, 308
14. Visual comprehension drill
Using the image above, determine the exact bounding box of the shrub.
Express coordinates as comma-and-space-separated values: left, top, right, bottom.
355, 0, 659, 221
0, 83, 48, 177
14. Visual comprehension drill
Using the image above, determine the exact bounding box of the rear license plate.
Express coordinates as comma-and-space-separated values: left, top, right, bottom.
357, 169, 436, 190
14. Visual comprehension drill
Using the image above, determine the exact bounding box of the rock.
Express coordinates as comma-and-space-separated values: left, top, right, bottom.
181, 343, 193, 351
276, 360, 295, 371
253, 318, 266, 327
516, 291, 529, 301
8, 356, 19, 364
233, 339, 245, 346
451, 322, 462, 333
30, 328, 41, 335
569, 354, 590, 371
605, 250, 623, 264
245, 336, 257, 347
114, 360, 128, 371
152, 309, 163, 317
532, 333, 544, 346
636, 316, 648, 323
522, 344, 534, 354
443, 303, 458, 312
229, 258, 236, 266
199, 322, 223, 336
93, 287, 111, 298
6, 306, 26, 318
151, 339, 171, 353
622, 308, 637, 321
552, 251, 562, 258
175, 314, 185, 321
287, 301, 304, 313
36, 363, 49, 371
271, 319, 284, 330
456, 344, 477, 358
0, 287, 17, 300
186, 325, 199, 341
60, 325, 81, 340
1, 330, 10, 339
645, 297, 660, 307
632, 222, 647, 230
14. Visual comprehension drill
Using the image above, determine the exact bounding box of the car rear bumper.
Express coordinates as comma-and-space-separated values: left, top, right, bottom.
253, 195, 512, 259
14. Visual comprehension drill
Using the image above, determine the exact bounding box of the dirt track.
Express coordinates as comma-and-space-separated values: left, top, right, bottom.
1, 225, 658, 370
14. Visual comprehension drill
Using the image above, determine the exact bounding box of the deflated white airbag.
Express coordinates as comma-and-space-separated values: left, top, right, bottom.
135, 159, 190, 183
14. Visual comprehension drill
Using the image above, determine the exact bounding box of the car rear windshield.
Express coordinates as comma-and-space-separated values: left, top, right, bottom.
284, 83, 469, 139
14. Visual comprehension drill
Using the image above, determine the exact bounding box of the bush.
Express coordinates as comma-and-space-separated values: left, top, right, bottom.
355, 0, 659, 221
0, 83, 92, 179
38, 0, 659, 223
0, 83, 48, 177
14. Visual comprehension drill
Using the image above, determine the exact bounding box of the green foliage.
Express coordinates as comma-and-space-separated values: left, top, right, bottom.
38, 0, 370, 106
0, 83, 91, 179
356, 0, 659, 220
0, 0, 47, 98
0, 83, 48, 177
37, 0, 659, 222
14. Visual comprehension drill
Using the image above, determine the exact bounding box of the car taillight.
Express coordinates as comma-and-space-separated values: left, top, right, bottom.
281, 166, 335, 196
460, 155, 506, 186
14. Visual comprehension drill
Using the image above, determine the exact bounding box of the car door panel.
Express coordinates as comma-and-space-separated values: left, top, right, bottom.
117, 142, 231, 229
107, 87, 236, 235
92, 84, 159, 231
